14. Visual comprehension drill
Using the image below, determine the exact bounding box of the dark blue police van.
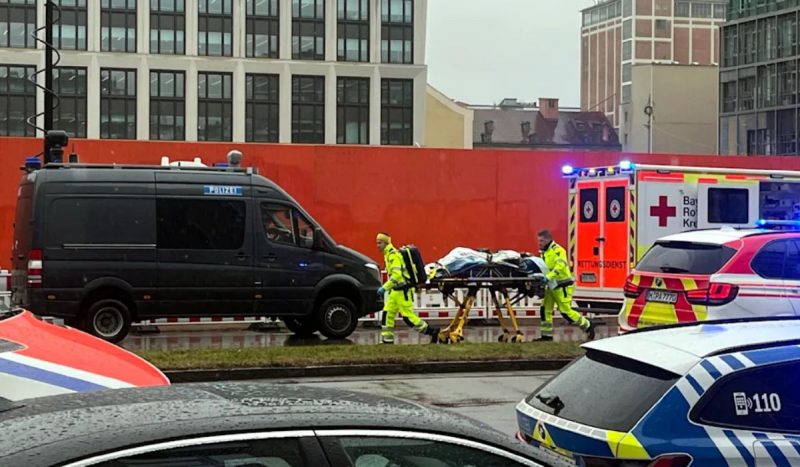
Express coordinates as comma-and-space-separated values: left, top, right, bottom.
11, 157, 382, 342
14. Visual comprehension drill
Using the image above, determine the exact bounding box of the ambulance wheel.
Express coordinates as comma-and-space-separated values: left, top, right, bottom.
282, 317, 318, 336
81, 298, 132, 344
316, 297, 358, 339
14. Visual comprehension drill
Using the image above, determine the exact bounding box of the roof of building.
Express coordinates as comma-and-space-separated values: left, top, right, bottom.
584, 318, 800, 374
471, 102, 620, 150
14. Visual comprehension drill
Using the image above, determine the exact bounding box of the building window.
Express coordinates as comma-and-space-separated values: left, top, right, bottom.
292, 0, 325, 60
198, 72, 232, 141
246, 73, 279, 142
101, 0, 137, 53
338, 0, 369, 62
53, 67, 87, 138
100, 68, 137, 140
713, 4, 725, 19
150, 70, 185, 141
739, 22, 757, 65
0, 65, 36, 136
381, 0, 413, 64
199, 0, 233, 56
739, 68, 756, 112
150, 0, 185, 54
0, 0, 36, 49
54, 0, 87, 50
758, 16, 777, 63
691, 2, 711, 18
777, 109, 796, 155
246, 0, 279, 58
723, 26, 737, 67
655, 19, 670, 38
621, 83, 631, 103
674, 1, 690, 17
381, 78, 413, 146
292, 75, 325, 143
337, 77, 369, 144
623, 0, 632, 16
721, 70, 737, 113
757, 64, 777, 109
622, 63, 632, 82
623, 40, 632, 61
623, 19, 632, 40
777, 14, 797, 59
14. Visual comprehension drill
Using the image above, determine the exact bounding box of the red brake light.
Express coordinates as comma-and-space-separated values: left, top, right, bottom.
27, 248, 42, 288
624, 275, 641, 298
647, 455, 692, 467
686, 283, 738, 306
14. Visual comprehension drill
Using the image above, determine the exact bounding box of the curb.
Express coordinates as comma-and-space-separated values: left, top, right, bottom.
164, 359, 573, 383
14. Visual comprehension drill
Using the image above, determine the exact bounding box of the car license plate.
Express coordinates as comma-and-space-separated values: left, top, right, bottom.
531, 444, 578, 467
647, 290, 678, 304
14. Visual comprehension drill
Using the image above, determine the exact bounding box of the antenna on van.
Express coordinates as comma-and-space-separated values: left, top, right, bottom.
227, 150, 243, 168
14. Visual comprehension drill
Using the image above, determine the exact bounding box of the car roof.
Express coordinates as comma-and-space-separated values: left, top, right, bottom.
584, 319, 800, 375
0, 382, 539, 466
657, 228, 800, 245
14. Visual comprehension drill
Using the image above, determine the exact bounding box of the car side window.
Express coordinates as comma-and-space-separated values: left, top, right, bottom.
691, 360, 800, 433
93, 437, 309, 466
260, 203, 315, 249
261, 203, 297, 246
332, 436, 531, 467
787, 241, 800, 280
751, 240, 788, 279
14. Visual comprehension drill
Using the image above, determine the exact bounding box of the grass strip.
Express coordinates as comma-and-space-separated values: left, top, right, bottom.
136, 341, 585, 371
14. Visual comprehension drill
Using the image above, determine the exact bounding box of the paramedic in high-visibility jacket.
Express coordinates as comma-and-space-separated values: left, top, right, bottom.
376, 233, 439, 344
537, 229, 595, 341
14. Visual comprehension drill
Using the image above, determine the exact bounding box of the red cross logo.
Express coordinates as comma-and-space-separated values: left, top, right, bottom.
650, 196, 676, 227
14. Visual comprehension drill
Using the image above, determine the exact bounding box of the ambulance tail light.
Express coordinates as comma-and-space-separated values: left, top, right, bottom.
623, 275, 642, 298
581, 454, 691, 467
686, 283, 739, 306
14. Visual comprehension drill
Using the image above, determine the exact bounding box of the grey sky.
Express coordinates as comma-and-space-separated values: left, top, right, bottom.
426, 0, 596, 107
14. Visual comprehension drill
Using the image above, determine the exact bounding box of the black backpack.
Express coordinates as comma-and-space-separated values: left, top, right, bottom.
399, 245, 427, 287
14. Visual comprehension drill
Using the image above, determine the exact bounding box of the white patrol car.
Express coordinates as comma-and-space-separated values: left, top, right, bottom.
517, 317, 800, 466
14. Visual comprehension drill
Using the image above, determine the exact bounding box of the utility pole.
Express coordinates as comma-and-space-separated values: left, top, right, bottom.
43, 1, 54, 162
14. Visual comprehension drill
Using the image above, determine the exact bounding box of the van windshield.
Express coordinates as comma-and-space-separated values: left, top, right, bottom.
636, 241, 737, 275
527, 350, 679, 432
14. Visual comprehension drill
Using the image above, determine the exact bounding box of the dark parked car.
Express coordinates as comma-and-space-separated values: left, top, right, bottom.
0, 382, 547, 467
11, 161, 383, 342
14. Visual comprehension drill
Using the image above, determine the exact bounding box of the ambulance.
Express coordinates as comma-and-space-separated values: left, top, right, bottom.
563, 161, 800, 313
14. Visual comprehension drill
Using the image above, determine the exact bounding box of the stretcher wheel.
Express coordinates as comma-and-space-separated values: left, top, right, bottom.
510, 334, 524, 343
498, 333, 509, 343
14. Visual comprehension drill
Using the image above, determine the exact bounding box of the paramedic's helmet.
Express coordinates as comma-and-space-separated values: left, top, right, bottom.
227, 149, 243, 168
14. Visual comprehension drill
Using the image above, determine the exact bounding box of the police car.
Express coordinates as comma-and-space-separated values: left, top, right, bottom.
516, 317, 800, 466
620, 227, 800, 332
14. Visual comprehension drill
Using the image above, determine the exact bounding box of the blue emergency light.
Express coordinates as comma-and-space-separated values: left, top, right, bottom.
561, 165, 575, 175
24, 156, 42, 172
756, 219, 800, 230
620, 160, 633, 171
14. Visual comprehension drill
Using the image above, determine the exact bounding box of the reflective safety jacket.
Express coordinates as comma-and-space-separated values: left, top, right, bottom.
542, 241, 572, 283
382, 244, 409, 291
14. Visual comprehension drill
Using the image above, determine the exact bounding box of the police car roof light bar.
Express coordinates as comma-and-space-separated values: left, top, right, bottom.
756, 219, 800, 229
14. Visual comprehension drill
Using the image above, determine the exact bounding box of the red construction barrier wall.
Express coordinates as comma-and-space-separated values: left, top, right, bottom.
2, 136, 800, 269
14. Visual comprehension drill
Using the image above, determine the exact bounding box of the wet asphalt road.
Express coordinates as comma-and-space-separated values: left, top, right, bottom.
257, 371, 555, 435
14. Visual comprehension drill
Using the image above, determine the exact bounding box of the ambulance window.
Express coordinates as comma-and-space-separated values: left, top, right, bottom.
691, 360, 800, 433
580, 188, 598, 223
606, 186, 626, 223
707, 188, 749, 224
751, 240, 787, 279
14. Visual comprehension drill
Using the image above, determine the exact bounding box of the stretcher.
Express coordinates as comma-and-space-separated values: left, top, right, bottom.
423, 253, 548, 344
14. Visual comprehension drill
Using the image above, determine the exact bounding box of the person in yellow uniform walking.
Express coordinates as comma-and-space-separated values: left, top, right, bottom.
376, 233, 439, 344
537, 229, 595, 341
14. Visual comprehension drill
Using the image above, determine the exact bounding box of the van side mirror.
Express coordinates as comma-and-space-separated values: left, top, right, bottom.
313, 227, 324, 250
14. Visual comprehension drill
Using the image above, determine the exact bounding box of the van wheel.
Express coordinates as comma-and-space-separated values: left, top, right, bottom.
282, 317, 318, 336
81, 299, 132, 344
316, 297, 358, 339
